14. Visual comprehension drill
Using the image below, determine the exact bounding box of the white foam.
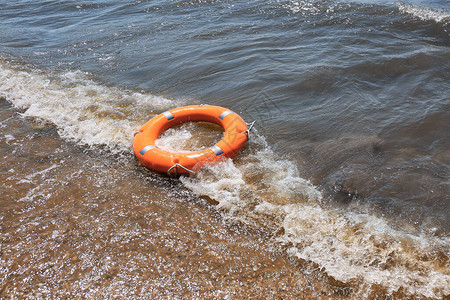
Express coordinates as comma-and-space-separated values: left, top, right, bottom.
282, 206, 450, 298
397, 3, 450, 24
155, 122, 223, 153
181, 135, 450, 298
155, 127, 195, 153
0, 61, 178, 152
284, 1, 450, 26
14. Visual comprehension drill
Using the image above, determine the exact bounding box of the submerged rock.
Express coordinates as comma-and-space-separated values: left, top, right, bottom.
328, 163, 376, 198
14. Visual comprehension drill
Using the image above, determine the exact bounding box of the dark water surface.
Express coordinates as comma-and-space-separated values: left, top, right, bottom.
1, 0, 449, 298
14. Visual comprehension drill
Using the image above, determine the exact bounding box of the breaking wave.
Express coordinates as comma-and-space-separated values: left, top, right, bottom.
181, 139, 450, 299
397, 3, 450, 24
0, 59, 177, 152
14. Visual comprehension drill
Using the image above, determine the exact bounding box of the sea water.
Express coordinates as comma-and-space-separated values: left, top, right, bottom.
1, 0, 449, 298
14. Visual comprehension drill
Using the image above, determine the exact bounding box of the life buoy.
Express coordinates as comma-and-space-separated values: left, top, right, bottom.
133, 105, 248, 175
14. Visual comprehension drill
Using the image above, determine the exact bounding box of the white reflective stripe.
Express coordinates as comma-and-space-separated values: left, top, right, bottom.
218, 110, 233, 120
162, 111, 175, 120
210, 145, 224, 156
139, 145, 157, 155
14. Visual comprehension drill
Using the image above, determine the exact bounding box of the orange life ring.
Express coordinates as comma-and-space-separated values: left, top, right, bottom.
133, 105, 248, 175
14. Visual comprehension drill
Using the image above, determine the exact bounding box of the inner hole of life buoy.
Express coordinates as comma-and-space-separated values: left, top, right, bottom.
155, 121, 224, 153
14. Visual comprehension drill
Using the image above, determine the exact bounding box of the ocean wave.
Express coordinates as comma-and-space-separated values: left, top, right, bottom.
397, 2, 450, 24
181, 140, 450, 299
0, 59, 177, 153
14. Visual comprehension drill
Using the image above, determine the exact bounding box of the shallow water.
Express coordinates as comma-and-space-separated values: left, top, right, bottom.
1, 0, 449, 298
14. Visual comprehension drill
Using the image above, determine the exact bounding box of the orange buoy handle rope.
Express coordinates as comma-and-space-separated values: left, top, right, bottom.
133, 105, 249, 175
